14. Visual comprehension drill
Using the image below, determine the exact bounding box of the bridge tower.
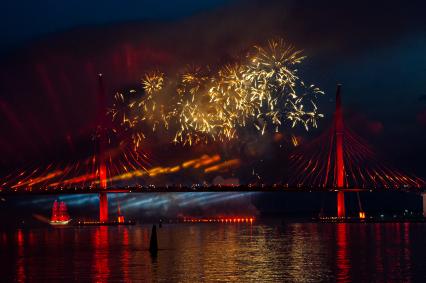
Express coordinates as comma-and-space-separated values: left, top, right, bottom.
335, 84, 346, 218
97, 74, 108, 222
423, 193, 426, 218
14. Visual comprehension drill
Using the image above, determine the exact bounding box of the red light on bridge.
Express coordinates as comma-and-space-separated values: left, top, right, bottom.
183, 217, 255, 224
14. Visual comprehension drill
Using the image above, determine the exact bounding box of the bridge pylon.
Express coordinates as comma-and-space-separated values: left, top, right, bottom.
335, 84, 346, 218
422, 193, 426, 218
97, 73, 108, 222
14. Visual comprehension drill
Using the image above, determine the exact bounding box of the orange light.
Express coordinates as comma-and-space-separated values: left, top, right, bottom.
359, 211, 366, 219
182, 216, 255, 224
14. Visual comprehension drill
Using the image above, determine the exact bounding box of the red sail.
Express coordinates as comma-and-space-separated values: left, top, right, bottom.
51, 200, 70, 222
51, 200, 59, 222
58, 201, 70, 221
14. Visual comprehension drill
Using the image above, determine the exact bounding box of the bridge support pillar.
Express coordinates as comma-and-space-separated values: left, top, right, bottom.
337, 191, 346, 218
99, 192, 108, 222
422, 193, 426, 218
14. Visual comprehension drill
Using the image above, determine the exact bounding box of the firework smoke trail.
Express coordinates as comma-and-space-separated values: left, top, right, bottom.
109, 38, 324, 147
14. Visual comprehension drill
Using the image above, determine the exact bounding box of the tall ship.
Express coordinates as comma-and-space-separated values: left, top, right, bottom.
50, 200, 71, 226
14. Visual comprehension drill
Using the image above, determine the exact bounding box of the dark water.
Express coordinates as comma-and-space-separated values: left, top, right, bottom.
1, 223, 426, 282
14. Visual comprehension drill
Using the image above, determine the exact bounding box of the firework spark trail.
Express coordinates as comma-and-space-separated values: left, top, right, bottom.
0, 151, 239, 192
110, 38, 324, 147
0, 39, 324, 192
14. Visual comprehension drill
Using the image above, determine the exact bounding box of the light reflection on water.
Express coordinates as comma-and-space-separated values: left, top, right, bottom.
1, 223, 426, 282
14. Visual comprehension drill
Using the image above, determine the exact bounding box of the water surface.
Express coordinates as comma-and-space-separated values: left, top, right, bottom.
1, 222, 426, 282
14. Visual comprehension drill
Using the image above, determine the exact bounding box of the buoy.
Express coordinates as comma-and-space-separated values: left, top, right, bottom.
149, 224, 158, 255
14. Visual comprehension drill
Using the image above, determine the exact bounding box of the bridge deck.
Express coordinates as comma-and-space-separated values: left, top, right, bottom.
0, 186, 424, 195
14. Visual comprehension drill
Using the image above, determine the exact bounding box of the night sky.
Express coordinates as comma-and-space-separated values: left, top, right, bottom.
0, 1, 425, 221
1, 0, 425, 173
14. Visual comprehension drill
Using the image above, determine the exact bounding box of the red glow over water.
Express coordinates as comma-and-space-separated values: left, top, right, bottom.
1, 223, 426, 282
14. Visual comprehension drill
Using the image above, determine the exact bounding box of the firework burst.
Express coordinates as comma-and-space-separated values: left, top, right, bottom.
109, 38, 324, 147
141, 70, 164, 94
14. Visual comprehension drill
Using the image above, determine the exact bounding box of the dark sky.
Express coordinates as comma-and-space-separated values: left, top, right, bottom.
0, 0, 426, 178
0, 0, 231, 52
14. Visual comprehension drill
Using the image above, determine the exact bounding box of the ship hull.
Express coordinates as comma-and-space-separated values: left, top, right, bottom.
49, 219, 72, 226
